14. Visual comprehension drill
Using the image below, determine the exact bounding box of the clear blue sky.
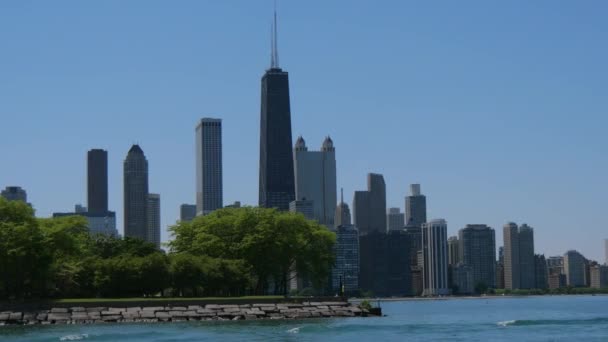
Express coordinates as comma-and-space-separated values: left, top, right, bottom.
1, 1, 606, 261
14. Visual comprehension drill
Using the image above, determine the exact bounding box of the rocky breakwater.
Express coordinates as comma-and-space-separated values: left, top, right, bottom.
0, 301, 375, 325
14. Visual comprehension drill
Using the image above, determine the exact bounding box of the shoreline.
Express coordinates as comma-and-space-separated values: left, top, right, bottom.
0, 301, 374, 326
350, 293, 608, 303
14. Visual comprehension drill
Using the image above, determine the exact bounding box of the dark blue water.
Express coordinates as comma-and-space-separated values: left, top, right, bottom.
1, 296, 607, 341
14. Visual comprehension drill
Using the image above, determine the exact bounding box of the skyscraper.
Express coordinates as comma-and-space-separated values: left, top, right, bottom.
422, 219, 449, 296
458, 224, 496, 289
335, 188, 351, 227
605, 239, 608, 265
123, 145, 149, 241
258, 11, 295, 211
448, 236, 460, 266
293, 136, 337, 228
196, 118, 223, 216
332, 224, 359, 294
405, 184, 426, 227
87, 149, 108, 214
1, 186, 28, 203
353, 173, 386, 235
387, 207, 405, 231
563, 250, 586, 287
534, 254, 548, 289
518, 224, 536, 289
289, 199, 314, 220
179, 204, 197, 222
147, 193, 161, 248
503, 222, 520, 290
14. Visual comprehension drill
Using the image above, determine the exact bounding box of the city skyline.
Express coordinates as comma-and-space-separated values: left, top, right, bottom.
1, 2, 607, 261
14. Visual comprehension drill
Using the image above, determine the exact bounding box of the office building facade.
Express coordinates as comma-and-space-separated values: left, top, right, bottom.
87, 149, 108, 214
289, 199, 314, 220
459, 224, 496, 288
353, 173, 386, 235
405, 184, 426, 227
196, 118, 223, 216
564, 250, 586, 287
147, 193, 161, 248
590, 265, 608, 289
331, 224, 359, 294
293, 136, 337, 228
503, 222, 535, 289
123, 145, 149, 241
422, 219, 449, 296
448, 236, 460, 266
179, 204, 197, 222
534, 254, 548, 289
387, 207, 405, 231
1, 186, 28, 203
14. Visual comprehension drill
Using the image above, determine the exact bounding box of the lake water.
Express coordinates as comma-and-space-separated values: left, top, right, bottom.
1, 295, 607, 341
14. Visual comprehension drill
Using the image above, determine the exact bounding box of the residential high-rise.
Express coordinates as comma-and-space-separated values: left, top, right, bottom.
258, 11, 295, 211
605, 239, 608, 265
590, 264, 608, 288
387, 207, 405, 231
422, 219, 449, 296
335, 189, 351, 227
405, 224, 423, 295
563, 250, 586, 287
452, 263, 474, 294
87, 149, 108, 214
405, 184, 426, 227
459, 224, 496, 289
179, 204, 197, 222
503, 223, 520, 290
331, 224, 359, 295
123, 145, 149, 241
496, 246, 505, 289
534, 254, 548, 289
359, 231, 389, 296
353, 173, 386, 236
1, 186, 28, 203
196, 118, 223, 216
147, 194, 161, 248
448, 236, 460, 265
386, 230, 412, 296
518, 224, 536, 289
293, 136, 337, 228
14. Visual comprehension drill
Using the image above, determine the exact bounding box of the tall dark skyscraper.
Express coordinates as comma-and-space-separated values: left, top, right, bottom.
124, 145, 149, 241
353, 173, 387, 236
258, 11, 295, 211
196, 118, 223, 216
87, 149, 108, 214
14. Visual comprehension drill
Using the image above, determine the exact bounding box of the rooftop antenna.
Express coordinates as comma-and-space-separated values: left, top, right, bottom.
271, 0, 279, 68
340, 188, 344, 204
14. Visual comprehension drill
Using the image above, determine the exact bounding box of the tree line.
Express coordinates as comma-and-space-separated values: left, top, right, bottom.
0, 197, 335, 299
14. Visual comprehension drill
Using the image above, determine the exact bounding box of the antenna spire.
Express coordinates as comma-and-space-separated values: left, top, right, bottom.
340, 188, 344, 204
271, 1, 279, 68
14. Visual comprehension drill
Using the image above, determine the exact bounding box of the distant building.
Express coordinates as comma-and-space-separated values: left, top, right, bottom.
422, 219, 449, 296
452, 263, 474, 294
147, 193, 161, 248
358, 230, 411, 296
225, 201, 241, 208
448, 236, 460, 266
605, 239, 608, 265
179, 204, 197, 222
289, 199, 314, 220
87, 149, 108, 214
1, 186, 29, 205
387, 207, 405, 231
335, 189, 351, 227
547, 256, 564, 274
405, 184, 426, 228
534, 254, 548, 289
353, 173, 386, 235
459, 224, 496, 289
196, 118, 223, 216
124, 145, 149, 241
496, 246, 505, 289
564, 250, 586, 287
590, 265, 608, 289
53, 205, 118, 236
405, 224, 423, 295
293, 136, 337, 229
503, 222, 535, 289
332, 224, 359, 294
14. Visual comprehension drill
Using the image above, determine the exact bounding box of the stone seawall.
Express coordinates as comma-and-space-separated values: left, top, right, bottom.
0, 301, 373, 325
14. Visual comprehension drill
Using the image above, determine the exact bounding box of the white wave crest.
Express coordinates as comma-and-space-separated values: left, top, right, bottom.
287, 327, 300, 334
59, 334, 89, 341
497, 320, 516, 327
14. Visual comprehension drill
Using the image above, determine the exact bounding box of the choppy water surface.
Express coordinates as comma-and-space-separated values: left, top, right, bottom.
1, 295, 607, 341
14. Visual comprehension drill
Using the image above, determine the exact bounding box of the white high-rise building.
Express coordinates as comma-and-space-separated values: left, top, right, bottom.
293, 136, 337, 229
147, 193, 161, 249
196, 118, 223, 216
422, 219, 449, 296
